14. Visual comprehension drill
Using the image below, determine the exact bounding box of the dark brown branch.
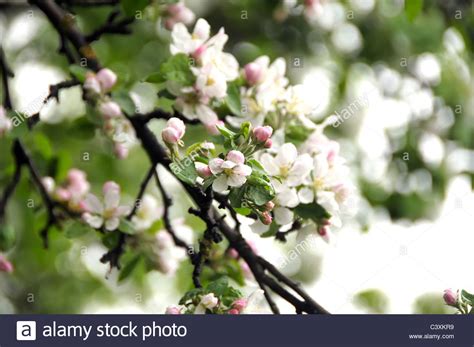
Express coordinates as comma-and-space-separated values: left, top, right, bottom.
154, 169, 195, 260
86, 10, 134, 42
127, 165, 156, 219
0, 46, 14, 109
275, 219, 302, 242
0, 144, 23, 221
29, 0, 102, 71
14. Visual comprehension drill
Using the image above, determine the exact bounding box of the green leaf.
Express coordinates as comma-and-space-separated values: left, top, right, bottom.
461, 290, 474, 305
354, 289, 389, 314
206, 278, 243, 307
179, 288, 205, 305
145, 72, 164, 84
119, 219, 136, 235
160, 53, 195, 86
294, 202, 331, 222
228, 187, 246, 208
119, 254, 142, 282
405, 0, 423, 21
69, 65, 88, 82
64, 221, 93, 239
0, 224, 16, 251
245, 184, 274, 206
216, 124, 237, 139
234, 207, 251, 216
102, 231, 121, 249
112, 90, 136, 115
8, 111, 28, 138
121, 0, 149, 17
261, 222, 279, 238
226, 81, 241, 116
170, 159, 198, 186
156, 97, 175, 113
240, 121, 251, 140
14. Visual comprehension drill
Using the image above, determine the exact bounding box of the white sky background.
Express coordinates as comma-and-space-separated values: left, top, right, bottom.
2, 2, 473, 314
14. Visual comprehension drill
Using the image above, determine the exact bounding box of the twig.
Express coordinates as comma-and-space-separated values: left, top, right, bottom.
127, 165, 156, 219
275, 219, 302, 242
137, 109, 201, 125
154, 169, 195, 260
86, 10, 134, 42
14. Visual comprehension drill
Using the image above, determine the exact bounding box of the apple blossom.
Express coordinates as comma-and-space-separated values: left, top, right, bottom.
162, 127, 182, 144
232, 298, 248, 312
443, 289, 458, 307
132, 194, 161, 231
166, 306, 182, 315
227, 308, 240, 314
82, 181, 130, 231
0, 106, 12, 137
42, 176, 56, 195
171, 18, 211, 56
209, 150, 252, 192
99, 101, 122, 119
96, 68, 117, 92
244, 62, 264, 85
166, 117, 186, 138
195, 162, 212, 178
164, 2, 195, 30
83, 72, 101, 95
0, 254, 13, 273
253, 125, 273, 143
200, 293, 218, 309
261, 211, 273, 225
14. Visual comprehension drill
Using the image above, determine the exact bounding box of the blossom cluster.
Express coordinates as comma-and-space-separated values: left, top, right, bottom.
83, 68, 137, 159
165, 278, 263, 314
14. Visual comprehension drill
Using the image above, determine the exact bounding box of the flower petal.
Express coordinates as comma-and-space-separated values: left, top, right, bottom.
227, 173, 247, 187
275, 143, 297, 167
274, 207, 294, 226
105, 217, 120, 231
260, 153, 280, 176
209, 158, 224, 174
83, 213, 104, 229
82, 194, 104, 214
212, 175, 228, 192
298, 187, 314, 204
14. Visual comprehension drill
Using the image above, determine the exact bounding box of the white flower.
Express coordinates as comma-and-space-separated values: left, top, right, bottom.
175, 99, 219, 126
0, 106, 12, 137
194, 293, 219, 314
260, 143, 312, 187
132, 194, 161, 231
194, 64, 228, 99
283, 84, 318, 128
170, 18, 211, 55
82, 181, 130, 231
209, 150, 252, 192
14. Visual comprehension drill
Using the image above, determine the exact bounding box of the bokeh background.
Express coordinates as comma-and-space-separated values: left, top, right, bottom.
0, 0, 473, 314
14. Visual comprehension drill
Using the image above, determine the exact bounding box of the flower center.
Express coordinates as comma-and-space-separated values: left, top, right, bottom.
313, 177, 324, 190
280, 166, 290, 178
206, 77, 215, 86
224, 168, 234, 176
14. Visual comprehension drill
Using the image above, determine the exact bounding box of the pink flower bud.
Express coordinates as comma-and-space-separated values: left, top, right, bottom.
228, 308, 240, 315
103, 181, 120, 196
443, 289, 458, 307
165, 305, 182, 314
261, 211, 273, 225
232, 298, 248, 312
167, 3, 195, 25
164, 18, 177, 31
244, 62, 263, 85
196, 163, 212, 178
55, 188, 72, 202
166, 117, 186, 138
205, 120, 224, 135
99, 101, 122, 119
84, 73, 101, 95
226, 150, 245, 164
264, 139, 272, 148
162, 127, 180, 144
0, 254, 13, 273
227, 248, 239, 259
265, 201, 275, 211
318, 226, 330, 242
96, 68, 117, 92
253, 125, 273, 143
114, 143, 129, 159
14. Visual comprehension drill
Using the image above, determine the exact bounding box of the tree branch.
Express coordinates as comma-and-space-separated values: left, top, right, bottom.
86, 10, 134, 42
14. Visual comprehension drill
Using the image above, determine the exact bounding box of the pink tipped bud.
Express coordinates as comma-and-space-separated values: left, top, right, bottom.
443, 289, 458, 307
232, 298, 248, 312
103, 181, 120, 196
162, 127, 180, 144
244, 62, 263, 85
226, 150, 245, 165
253, 125, 273, 143
55, 188, 72, 202
96, 68, 117, 92
265, 201, 275, 211
205, 120, 224, 135
0, 255, 13, 273
167, 3, 195, 25
84, 73, 101, 95
100, 101, 122, 119
261, 211, 273, 225
114, 143, 129, 159
166, 117, 186, 138
318, 226, 330, 242
264, 139, 272, 148
196, 163, 212, 178
228, 308, 240, 315
165, 305, 182, 314
227, 248, 239, 259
